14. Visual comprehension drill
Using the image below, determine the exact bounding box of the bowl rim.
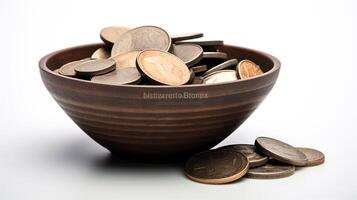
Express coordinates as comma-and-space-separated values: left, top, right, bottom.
39, 43, 281, 88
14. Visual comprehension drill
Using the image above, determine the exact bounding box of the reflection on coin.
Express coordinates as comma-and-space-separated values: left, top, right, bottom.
297, 147, 325, 166
255, 137, 308, 166
191, 65, 207, 73
202, 59, 238, 77
91, 47, 110, 59
245, 164, 295, 179
136, 50, 190, 86
100, 26, 130, 45
184, 149, 249, 184
237, 59, 264, 79
203, 70, 238, 84
202, 52, 228, 60
172, 44, 203, 67
111, 50, 141, 68
74, 59, 116, 76
175, 40, 224, 46
58, 58, 91, 77
219, 144, 268, 168
91, 67, 141, 85
171, 33, 204, 42
111, 26, 171, 56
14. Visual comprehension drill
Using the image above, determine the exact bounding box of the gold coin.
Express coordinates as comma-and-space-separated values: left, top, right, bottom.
111, 50, 141, 68
245, 164, 295, 179
202, 59, 238, 77
237, 59, 264, 79
91, 47, 110, 59
296, 147, 325, 166
111, 26, 171, 56
203, 70, 238, 84
171, 33, 203, 42
202, 52, 228, 60
74, 59, 116, 76
91, 67, 141, 85
58, 58, 91, 77
136, 50, 190, 86
100, 26, 130, 45
191, 65, 207, 73
172, 44, 203, 67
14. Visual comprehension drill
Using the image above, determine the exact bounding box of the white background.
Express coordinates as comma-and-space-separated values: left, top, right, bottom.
0, 0, 356, 199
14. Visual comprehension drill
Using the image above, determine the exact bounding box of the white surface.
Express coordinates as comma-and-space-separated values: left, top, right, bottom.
1, 0, 356, 199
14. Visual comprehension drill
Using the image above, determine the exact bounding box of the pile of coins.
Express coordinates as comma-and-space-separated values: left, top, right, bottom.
54, 25, 264, 85
184, 137, 325, 184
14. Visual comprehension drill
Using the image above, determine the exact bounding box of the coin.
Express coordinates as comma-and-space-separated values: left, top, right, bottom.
58, 58, 91, 77
74, 59, 116, 76
188, 69, 196, 84
245, 163, 295, 179
172, 44, 203, 67
203, 70, 238, 84
100, 26, 130, 45
184, 149, 249, 184
218, 144, 268, 168
191, 65, 207, 73
175, 40, 224, 46
53, 68, 60, 73
91, 67, 141, 85
202, 59, 238, 77
237, 59, 264, 79
111, 26, 171, 56
202, 52, 228, 60
111, 50, 141, 68
136, 50, 190, 86
192, 77, 204, 84
255, 137, 308, 166
91, 47, 110, 59
296, 147, 325, 166
171, 33, 204, 42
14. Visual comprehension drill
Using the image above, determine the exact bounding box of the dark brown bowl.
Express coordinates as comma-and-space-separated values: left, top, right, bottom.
39, 43, 280, 161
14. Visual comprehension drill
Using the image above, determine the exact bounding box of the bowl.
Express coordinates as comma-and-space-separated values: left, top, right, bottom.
39, 43, 280, 160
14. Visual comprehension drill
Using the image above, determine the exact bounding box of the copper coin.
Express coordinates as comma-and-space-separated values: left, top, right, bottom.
91, 47, 110, 59
237, 59, 264, 79
184, 149, 249, 184
100, 26, 130, 45
172, 44, 203, 67
74, 59, 116, 76
203, 70, 238, 84
255, 137, 308, 166
191, 65, 207, 73
202, 52, 228, 60
111, 50, 141, 68
175, 40, 224, 46
58, 58, 91, 77
136, 50, 190, 86
111, 26, 171, 56
171, 33, 204, 42
202, 59, 238, 77
245, 164, 295, 179
297, 147, 325, 166
219, 144, 268, 168
91, 67, 141, 85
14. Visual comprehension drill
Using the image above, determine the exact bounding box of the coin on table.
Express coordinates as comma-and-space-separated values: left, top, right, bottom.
91, 47, 110, 59
111, 50, 141, 68
136, 50, 190, 86
255, 137, 308, 166
202, 52, 228, 60
91, 67, 141, 85
219, 144, 268, 168
184, 149, 249, 184
74, 59, 116, 76
172, 44, 203, 67
111, 26, 171, 56
191, 65, 207, 73
175, 40, 224, 46
100, 26, 130, 45
203, 70, 238, 84
245, 163, 295, 179
202, 59, 238, 77
296, 147, 325, 166
58, 58, 91, 77
171, 33, 204, 42
237, 59, 264, 79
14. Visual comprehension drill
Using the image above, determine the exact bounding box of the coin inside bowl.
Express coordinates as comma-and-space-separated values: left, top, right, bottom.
39, 43, 280, 160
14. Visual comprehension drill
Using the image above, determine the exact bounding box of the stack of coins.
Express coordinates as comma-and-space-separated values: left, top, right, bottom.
184, 137, 325, 184
55, 25, 265, 86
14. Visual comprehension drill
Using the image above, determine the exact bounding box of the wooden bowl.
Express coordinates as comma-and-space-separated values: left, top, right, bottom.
39, 43, 280, 161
